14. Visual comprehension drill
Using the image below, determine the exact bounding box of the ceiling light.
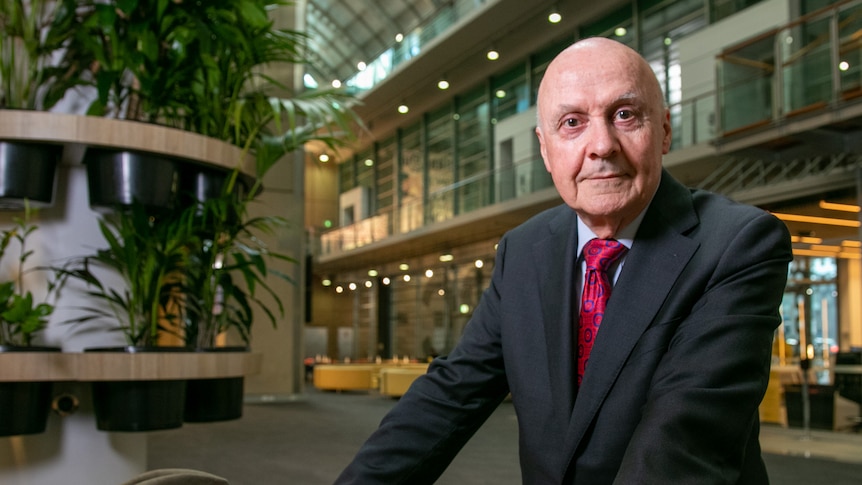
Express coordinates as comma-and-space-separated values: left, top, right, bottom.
318, 153, 330, 162
425, 269, 434, 278
357, 61, 367, 71
771, 212, 861, 227
399, 263, 409, 271
475, 259, 484, 268
395, 33, 404, 43
437, 79, 450, 90
397, 104, 409, 114
368, 269, 378, 277
548, 8, 562, 24
614, 27, 627, 37
331, 79, 342, 88
819, 200, 860, 212
382, 277, 391, 285
794, 248, 861, 259
439, 253, 454, 262
348, 282, 357, 291
811, 244, 842, 252
403, 274, 411, 282
790, 235, 823, 244
322, 278, 332, 287
364, 280, 373, 288
486, 48, 500, 61
364, 158, 374, 167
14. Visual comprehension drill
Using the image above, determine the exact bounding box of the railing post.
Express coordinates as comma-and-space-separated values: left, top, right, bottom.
773, 28, 783, 122
714, 55, 723, 137
829, 8, 841, 105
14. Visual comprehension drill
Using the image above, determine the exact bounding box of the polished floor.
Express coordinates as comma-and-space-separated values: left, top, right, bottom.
148, 387, 862, 484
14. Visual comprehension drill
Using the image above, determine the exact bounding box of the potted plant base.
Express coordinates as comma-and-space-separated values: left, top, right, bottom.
0, 140, 60, 209
184, 376, 244, 423
0, 381, 54, 436
0, 345, 61, 437
183, 346, 248, 423
92, 379, 187, 432
84, 148, 180, 212
85, 347, 188, 432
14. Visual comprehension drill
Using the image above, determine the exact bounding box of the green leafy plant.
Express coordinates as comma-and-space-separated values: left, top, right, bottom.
0, 210, 53, 347
0, 0, 82, 110
180, 174, 294, 348
52, 0, 360, 348
59, 0, 359, 165
56, 203, 196, 347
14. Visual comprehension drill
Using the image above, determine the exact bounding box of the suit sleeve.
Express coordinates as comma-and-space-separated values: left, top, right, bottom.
613, 210, 792, 484
334, 238, 512, 485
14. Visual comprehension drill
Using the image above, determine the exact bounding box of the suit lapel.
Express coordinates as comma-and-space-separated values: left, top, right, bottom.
563, 171, 701, 461
536, 207, 580, 417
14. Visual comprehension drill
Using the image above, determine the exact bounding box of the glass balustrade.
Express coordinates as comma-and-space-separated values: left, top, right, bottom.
319, 0, 862, 260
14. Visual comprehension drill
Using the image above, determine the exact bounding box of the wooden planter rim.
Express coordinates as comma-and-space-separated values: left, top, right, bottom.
0, 351, 262, 382
0, 110, 254, 177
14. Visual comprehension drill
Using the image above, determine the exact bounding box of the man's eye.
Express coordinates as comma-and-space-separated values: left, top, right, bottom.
615, 109, 635, 121
563, 118, 579, 127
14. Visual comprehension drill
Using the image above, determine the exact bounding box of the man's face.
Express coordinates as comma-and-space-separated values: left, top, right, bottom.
536, 40, 671, 235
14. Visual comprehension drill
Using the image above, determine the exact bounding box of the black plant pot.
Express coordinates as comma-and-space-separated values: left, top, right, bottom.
84, 148, 180, 212
184, 347, 247, 423
92, 379, 187, 432
177, 164, 235, 205
0, 345, 61, 437
86, 346, 187, 432
0, 140, 61, 209
185, 376, 245, 423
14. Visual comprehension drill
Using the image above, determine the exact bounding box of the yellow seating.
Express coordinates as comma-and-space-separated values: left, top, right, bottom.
312, 364, 377, 391
312, 362, 429, 395
379, 365, 429, 397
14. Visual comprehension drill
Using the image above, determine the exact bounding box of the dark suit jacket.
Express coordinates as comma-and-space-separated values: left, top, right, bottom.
336, 170, 792, 484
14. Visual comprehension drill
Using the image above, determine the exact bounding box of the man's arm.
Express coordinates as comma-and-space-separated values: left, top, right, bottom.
614, 210, 792, 484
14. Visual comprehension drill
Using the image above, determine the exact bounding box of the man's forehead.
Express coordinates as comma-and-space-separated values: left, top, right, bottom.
546, 79, 647, 106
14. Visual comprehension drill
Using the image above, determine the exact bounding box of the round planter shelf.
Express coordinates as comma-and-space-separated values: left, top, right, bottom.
0, 110, 254, 176
0, 351, 262, 382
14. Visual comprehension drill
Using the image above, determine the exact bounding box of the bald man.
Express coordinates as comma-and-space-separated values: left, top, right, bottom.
336, 38, 791, 484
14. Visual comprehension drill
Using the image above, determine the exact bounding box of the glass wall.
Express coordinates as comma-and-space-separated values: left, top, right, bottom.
717, 0, 862, 135
455, 86, 491, 215
322, 0, 862, 366
491, 64, 530, 122
384, 258, 493, 359
426, 106, 455, 223
399, 124, 424, 233
767, 184, 862, 375
376, 137, 397, 230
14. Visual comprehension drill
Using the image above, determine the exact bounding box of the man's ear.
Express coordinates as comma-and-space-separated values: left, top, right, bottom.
661, 108, 672, 154
536, 127, 551, 172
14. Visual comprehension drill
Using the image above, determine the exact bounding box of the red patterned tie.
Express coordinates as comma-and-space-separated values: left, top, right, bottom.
578, 238, 627, 386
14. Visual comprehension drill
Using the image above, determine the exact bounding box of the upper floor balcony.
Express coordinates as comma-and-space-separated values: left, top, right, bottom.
314, 0, 862, 275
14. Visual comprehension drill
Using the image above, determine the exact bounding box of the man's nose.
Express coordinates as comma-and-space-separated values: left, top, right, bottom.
586, 119, 620, 159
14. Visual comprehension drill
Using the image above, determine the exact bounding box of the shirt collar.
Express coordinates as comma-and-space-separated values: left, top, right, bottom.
576, 206, 648, 258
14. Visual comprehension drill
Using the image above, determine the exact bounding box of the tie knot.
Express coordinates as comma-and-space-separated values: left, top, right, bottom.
583, 238, 627, 272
